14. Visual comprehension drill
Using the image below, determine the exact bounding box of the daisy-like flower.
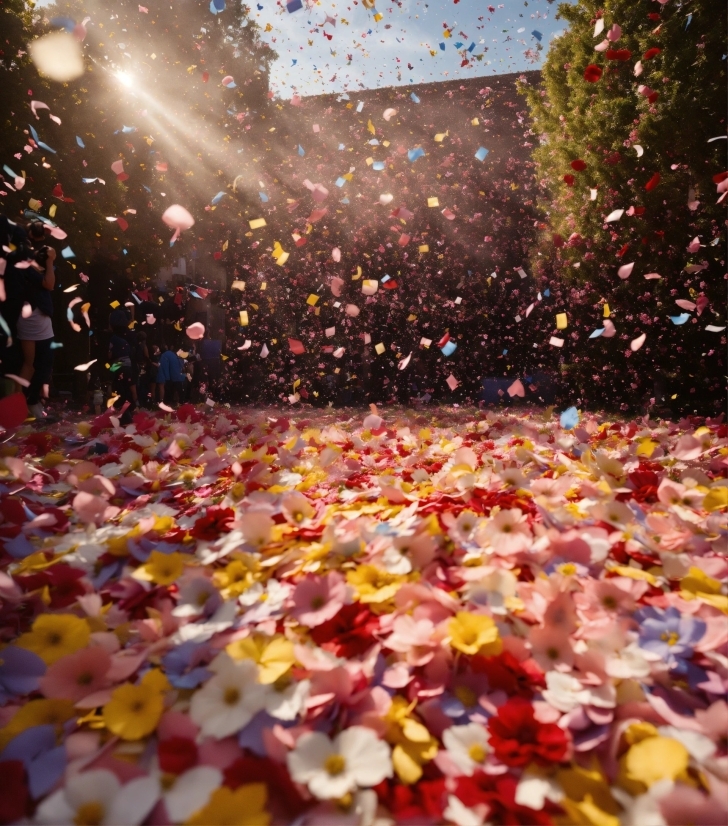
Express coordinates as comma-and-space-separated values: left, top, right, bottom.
287, 726, 393, 800
291, 571, 348, 627
39, 646, 111, 703
35, 769, 159, 825
189, 653, 267, 738
480, 508, 532, 556
172, 573, 222, 618
16, 614, 90, 665
280, 491, 315, 526
442, 723, 490, 776
239, 510, 274, 549
264, 675, 310, 721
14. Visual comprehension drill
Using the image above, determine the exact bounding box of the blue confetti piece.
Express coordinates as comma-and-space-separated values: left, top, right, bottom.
76, 136, 85, 148
531, 30, 542, 41
3, 164, 18, 179
468, 42, 476, 53
259, 192, 268, 202
502, 349, 508, 355
410, 93, 420, 103
257, 3, 263, 8
286, 0, 303, 11
298, 145, 305, 156
544, 289, 550, 297
143, 185, 152, 193
50, 341, 63, 349
340, 197, 350, 204
121, 126, 137, 133
685, 13, 692, 29
28, 124, 56, 154
560, 406, 580, 430
335, 177, 347, 187
439, 43, 446, 51
371, 161, 385, 171
589, 328, 605, 338
381, 274, 391, 283
291, 60, 297, 66
670, 313, 690, 325
122, 249, 128, 255
338, 143, 345, 150
211, 191, 226, 205
407, 147, 425, 162
441, 341, 457, 357
474, 147, 489, 162
454, 42, 463, 49
61, 246, 75, 259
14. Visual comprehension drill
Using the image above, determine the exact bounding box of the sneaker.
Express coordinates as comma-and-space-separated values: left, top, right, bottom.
28, 402, 45, 421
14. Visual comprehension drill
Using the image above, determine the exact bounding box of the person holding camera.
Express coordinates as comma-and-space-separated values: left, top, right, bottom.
12, 221, 57, 421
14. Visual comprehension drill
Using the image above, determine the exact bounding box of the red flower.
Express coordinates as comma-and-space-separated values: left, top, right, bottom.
0, 761, 29, 825
645, 173, 660, 191
224, 756, 311, 820
552, 233, 564, 248
176, 404, 203, 423
583, 64, 602, 82
191, 507, 235, 541
473, 651, 546, 697
570, 159, 586, 172
16, 564, 86, 609
606, 48, 632, 61
487, 698, 570, 767
563, 174, 575, 187
375, 778, 447, 822
158, 737, 198, 774
643, 47, 661, 60
309, 602, 379, 658
455, 772, 559, 825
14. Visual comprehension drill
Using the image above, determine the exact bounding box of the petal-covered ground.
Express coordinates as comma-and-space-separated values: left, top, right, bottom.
0, 404, 726, 826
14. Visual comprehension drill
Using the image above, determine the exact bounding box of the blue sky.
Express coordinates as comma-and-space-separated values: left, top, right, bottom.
255, 0, 568, 98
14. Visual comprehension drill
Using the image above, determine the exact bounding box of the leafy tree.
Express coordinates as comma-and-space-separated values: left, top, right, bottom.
520, 0, 726, 413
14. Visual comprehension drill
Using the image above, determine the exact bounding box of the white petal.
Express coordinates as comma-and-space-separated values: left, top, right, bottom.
105, 777, 160, 826
444, 794, 484, 826
34, 790, 76, 825
339, 726, 393, 787
287, 731, 335, 783
164, 767, 223, 822
308, 769, 357, 800
66, 770, 120, 809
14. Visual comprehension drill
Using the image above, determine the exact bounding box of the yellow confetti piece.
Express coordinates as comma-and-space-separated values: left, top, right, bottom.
427, 197, 439, 208
375, 342, 386, 355
249, 218, 267, 229
556, 313, 568, 330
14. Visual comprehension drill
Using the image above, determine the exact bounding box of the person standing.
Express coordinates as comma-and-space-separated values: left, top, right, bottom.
15, 222, 57, 421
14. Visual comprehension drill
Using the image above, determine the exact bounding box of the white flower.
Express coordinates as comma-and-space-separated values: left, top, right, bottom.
605, 642, 653, 679
442, 723, 490, 776
153, 765, 222, 823
189, 653, 267, 738
543, 671, 616, 713
280, 491, 315, 526
515, 773, 564, 810
35, 770, 158, 825
287, 726, 393, 800
265, 677, 310, 721
480, 508, 532, 555
443, 794, 486, 826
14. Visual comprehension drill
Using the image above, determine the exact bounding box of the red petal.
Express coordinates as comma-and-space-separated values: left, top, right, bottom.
570, 159, 586, 171
563, 174, 575, 186
583, 65, 602, 82
643, 47, 661, 60
645, 173, 660, 191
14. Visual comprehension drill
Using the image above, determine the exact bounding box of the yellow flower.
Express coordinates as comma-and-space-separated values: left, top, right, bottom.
226, 634, 294, 684
0, 699, 75, 751
185, 783, 270, 826
384, 697, 438, 784
102, 672, 166, 740
346, 565, 403, 603
557, 795, 620, 826
16, 614, 90, 664
703, 486, 728, 512
557, 760, 620, 817
623, 735, 690, 789
214, 556, 258, 598
448, 612, 502, 656
142, 550, 186, 585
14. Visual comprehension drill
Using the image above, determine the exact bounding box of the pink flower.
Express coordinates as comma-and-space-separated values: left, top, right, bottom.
480, 509, 532, 556
385, 615, 440, 666
39, 646, 112, 703
529, 625, 575, 672
291, 572, 348, 627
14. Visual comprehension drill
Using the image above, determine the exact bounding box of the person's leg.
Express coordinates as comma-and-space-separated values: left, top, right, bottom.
27, 338, 53, 419
20, 339, 36, 383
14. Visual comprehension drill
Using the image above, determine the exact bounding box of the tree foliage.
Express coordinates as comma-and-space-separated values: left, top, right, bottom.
520, 0, 726, 412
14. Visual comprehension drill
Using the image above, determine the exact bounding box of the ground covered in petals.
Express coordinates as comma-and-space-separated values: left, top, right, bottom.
0, 405, 726, 826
